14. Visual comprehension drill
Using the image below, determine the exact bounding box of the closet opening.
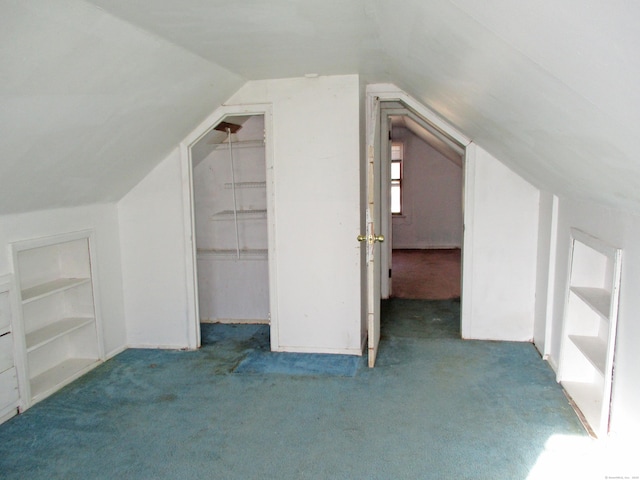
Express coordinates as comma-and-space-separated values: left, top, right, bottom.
190, 114, 272, 347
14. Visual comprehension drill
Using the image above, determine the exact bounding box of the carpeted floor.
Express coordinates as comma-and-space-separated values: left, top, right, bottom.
392, 248, 461, 300
0, 300, 588, 479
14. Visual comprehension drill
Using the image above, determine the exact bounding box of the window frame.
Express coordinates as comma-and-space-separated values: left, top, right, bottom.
390, 142, 403, 215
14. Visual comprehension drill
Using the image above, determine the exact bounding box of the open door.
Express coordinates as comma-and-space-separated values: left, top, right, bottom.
361, 96, 385, 367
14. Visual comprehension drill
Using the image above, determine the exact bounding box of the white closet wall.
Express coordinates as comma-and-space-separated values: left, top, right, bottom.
193, 115, 269, 323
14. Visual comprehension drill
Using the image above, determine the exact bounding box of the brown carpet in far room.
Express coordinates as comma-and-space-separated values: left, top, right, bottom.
391, 249, 461, 300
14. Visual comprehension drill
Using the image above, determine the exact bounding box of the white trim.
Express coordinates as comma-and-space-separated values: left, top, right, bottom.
543, 194, 560, 358
366, 84, 471, 147
274, 345, 363, 356
461, 143, 477, 339
179, 103, 280, 352
104, 344, 128, 360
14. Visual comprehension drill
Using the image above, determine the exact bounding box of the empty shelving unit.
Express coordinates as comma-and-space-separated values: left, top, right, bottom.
192, 115, 270, 324
557, 228, 622, 438
11, 231, 104, 408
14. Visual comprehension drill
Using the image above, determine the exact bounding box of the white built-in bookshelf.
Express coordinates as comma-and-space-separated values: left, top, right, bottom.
558, 228, 621, 438
11, 231, 104, 408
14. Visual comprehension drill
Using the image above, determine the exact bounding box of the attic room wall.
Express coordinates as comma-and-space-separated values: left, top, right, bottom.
463, 145, 539, 341
0, 205, 126, 356
118, 75, 362, 354
391, 126, 463, 249
548, 198, 640, 439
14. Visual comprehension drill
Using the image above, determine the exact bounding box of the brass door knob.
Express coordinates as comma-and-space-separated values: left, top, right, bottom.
374, 234, 385, 243
357, 235, 367, 242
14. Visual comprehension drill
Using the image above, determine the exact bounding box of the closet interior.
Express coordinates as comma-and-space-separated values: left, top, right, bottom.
192, 115, 270, 325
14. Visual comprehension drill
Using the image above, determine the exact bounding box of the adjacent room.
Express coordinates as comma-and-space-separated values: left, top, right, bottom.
1, 1, 639, 478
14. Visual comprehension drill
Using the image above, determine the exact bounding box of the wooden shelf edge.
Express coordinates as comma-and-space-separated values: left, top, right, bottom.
570, 286, 611, 319
26, 317, 95, 353
22, 278, 91, 304
568, 334, 607, 376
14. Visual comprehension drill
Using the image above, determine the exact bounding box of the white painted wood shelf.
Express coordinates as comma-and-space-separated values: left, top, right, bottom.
558, 228, 621, 438
12, 231, 104, 410
197, 248, 268, 260
224, 181, 266, 189
26, 317, 95, 353
570, 287, 610, 320
30, 358, 99, 403
211, 209, 267, 221
568, 335, 606, 375
21, 278, 91, 304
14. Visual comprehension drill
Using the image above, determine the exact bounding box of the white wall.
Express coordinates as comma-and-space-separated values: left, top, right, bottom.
118, 149, 191, 348
548, 197, 640, 439
0, 205, 126, 356
463, 145, 540, 341
225, 76, 362, 354
391, 127, 463, 249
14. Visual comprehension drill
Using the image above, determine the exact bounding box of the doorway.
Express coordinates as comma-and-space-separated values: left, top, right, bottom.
188, 112, 274, 347
385, 112, 464, 301
364, 90, 472, 366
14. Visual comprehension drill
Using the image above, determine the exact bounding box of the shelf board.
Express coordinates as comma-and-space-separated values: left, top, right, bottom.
570, 286, 611, 319
26, 317, 95, 353
211, 209, 267, 221
30, 358, 100, 403
197, 249, 268, 260
568, 334, 607, 375
211, 139, 264, 150
22, 278, 91, 304
561, 380, 604, 436
224, 181, 266, 189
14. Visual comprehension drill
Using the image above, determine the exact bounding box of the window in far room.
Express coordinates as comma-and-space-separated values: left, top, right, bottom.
391, 142, 403, 214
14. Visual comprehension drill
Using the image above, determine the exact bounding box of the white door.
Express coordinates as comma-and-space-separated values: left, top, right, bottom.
361, 97, 384, 367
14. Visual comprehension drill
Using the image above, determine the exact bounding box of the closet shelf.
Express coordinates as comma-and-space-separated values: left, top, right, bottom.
568, 334, 606, 375
211, 209, 267, 221
30, 358, 99, 403
224, 181, 266, 189
212, 139, 264, 150
21, 278, 91, 304
197, 249, 268, 260
570, 286, 611, 320
26, 317, 95, 353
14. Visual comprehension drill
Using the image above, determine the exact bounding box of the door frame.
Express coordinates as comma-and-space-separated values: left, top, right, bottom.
179, 103, 278, 349
366, 84, 476, 345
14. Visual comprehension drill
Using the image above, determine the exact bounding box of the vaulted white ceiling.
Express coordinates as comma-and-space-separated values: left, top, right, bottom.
3, 0, 639, 214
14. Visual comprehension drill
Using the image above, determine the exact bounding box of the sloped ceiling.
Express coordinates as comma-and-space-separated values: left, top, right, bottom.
3, 0, 639, 214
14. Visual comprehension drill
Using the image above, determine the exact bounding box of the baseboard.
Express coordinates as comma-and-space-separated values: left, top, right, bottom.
273, 345, 363, 356
104, 345, 128, 360
126, 343, 193, 350
201, 318, 270, 324
392, 244, 461, 250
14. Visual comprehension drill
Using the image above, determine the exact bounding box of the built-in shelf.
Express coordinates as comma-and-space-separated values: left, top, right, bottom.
197, 248, 268, 260
211, 209, 267, 221
568, 335, 607, 375
224, 181, 266, 189
30, 358, 99, 403
211, 139, 264, 150
558, 228, 621, 438
570, 287, 611, 320
21, 278, 91, 304
26, 317, 95, 353
12, 231, 104, 409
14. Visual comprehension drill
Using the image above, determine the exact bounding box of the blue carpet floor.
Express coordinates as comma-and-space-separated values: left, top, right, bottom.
0, 299, 587, 479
